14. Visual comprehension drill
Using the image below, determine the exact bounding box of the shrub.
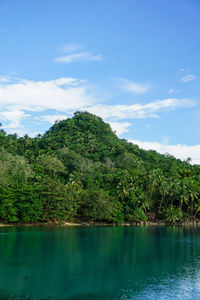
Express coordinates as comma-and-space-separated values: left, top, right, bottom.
165, 205, 183, 223
131, 207, 147, 222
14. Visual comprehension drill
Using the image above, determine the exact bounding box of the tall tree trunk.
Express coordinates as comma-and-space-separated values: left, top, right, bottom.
191, 200, 194, 216
158, 195, 164, 213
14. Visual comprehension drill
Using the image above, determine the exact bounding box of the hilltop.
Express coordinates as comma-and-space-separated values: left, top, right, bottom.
0, 111, 200, 224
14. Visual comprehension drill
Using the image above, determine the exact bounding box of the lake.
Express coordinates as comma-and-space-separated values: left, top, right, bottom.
0, 226, 200, 299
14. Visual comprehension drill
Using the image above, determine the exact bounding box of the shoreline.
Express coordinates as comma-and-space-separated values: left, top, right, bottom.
0, 220, 200, 227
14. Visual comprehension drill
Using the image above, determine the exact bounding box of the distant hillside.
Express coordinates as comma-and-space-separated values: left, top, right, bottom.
0, 111, 200, 224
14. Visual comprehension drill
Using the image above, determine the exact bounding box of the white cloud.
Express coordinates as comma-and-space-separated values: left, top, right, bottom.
0, 76, 195, 135
48, 77, 87, 86
87, 98, 194, 120
181, 74, 197, 82
0, 76, 95, 112
1, 77, 192, 120
168, 89, 180, 94
119, 78, 150, 94
109, 121, 131, 135
130, 139, 200, 165
38, 114, 68, 124
55, 43, 102, 64
0, 76, 11, 83
0, 110, 30, 128
7, 128, 42, 138
55, 52, 102, 64
176, 68, 186, 75
168, 89, 174, 94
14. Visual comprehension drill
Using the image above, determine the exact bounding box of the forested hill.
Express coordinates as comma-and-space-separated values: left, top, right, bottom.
0, 111, 200, 224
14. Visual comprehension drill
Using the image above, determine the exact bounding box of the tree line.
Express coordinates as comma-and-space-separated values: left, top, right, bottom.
0, 111, 200, 224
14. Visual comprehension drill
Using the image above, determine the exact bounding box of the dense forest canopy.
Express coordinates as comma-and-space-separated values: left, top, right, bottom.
0, 111, 200, 224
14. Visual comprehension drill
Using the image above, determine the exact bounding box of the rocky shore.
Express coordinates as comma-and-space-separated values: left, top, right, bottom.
0, 219, 200, 227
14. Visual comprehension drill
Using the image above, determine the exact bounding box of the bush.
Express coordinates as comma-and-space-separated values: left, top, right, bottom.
79, 189, 118, 222
131, 207, 147, 222
165, 205, 183, 223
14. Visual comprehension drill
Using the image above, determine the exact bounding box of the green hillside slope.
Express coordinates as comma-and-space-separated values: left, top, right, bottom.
0, 111, 200, 224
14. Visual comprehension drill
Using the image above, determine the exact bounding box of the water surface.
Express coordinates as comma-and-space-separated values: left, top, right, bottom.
0, 226, 200, 299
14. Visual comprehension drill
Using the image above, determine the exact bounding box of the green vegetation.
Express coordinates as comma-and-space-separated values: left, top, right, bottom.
0, 111, 200, 224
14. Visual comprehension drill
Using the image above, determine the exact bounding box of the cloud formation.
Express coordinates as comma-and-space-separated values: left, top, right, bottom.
109, 121, 131, 135
0, 76, 195, 136
55, 43, 102, 64
119, 78, 150, 94
38, 114, 68, 124
168, 89, 180, 94
0, 110, 29, 128
176, 68, 190, 75
55, 52, 102, 63
87, 98, 194, 120
130, 139, 200, 165
0, 76, 95, 112
181, 74, 197, 82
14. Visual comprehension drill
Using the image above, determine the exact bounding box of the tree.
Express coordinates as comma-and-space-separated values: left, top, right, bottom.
37, 154, 66, 176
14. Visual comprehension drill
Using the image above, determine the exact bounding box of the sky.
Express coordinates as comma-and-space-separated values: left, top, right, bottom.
0, 0, 200, 163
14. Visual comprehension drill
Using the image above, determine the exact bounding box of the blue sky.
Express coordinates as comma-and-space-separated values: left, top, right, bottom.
0, 0, 200, 162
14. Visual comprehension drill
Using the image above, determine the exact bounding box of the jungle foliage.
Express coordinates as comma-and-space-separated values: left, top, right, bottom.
0, 111, 200, 224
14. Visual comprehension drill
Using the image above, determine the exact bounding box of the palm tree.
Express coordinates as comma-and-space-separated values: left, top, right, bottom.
187, 179, 199, 216
148, 169, 163, 200
68, 172, 83, 190
179, 178, 189, 212
168, 178, 180, 206
117, 181, 130, 201
158, 179, 169, 213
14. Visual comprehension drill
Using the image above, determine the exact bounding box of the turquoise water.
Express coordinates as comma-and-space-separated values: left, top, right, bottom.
0, 226, 200, 300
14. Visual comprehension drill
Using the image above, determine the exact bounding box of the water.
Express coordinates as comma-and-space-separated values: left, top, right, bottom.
0, 226, 200, 300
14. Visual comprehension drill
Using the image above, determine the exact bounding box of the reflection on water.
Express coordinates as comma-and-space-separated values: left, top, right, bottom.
0, 226, 200, 299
